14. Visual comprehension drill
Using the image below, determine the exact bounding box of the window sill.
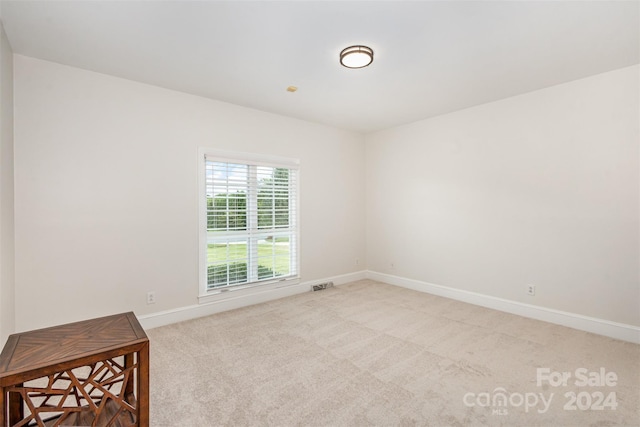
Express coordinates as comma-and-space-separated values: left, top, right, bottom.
198, 277, 301, 305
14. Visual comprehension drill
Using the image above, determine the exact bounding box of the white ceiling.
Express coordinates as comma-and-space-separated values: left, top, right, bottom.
1, 1, 638, 133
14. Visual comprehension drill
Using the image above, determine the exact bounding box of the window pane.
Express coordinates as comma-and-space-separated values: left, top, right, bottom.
257, 167, 289, 230
206, 162, 248, 232
257, 236, 290, 280
207, 240, 248, 288
274, 212, 289, 227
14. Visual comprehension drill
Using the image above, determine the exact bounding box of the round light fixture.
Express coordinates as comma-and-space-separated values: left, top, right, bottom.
340, 45, 374, 69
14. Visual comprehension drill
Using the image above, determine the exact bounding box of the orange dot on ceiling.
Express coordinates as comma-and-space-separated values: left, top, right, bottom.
286, 86, 298, 93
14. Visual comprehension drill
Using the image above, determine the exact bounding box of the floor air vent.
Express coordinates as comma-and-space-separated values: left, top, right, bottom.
311, 281, 334, 292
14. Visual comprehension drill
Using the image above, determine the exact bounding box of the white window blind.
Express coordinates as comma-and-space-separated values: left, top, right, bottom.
204, 155, 298, 291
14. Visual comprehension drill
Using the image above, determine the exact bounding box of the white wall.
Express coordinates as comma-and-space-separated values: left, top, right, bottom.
13, 56, 366, 332
11, 54, 639, 334
366, 65, 640, 327
0, 16, 15, 344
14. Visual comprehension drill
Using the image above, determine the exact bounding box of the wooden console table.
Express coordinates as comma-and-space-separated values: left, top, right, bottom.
0, 312, 149, 426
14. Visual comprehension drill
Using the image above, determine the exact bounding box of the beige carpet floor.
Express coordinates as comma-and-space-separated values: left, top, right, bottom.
147, 280, 640, 426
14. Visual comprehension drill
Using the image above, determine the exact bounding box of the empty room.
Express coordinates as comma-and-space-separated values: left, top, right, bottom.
0, 1, 638, 426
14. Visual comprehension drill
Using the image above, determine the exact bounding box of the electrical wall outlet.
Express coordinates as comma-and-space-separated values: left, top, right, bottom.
526, 284, 536, 296
147, 291, 156, 304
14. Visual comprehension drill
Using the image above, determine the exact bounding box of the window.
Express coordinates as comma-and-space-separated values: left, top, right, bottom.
199, 150, 299, 297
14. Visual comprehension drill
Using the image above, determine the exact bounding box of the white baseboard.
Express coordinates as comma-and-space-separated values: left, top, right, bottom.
137, 270, 367, 330
366, 271, 640, 344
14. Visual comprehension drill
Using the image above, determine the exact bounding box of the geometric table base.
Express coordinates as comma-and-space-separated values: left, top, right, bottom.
10, 356, 137, 427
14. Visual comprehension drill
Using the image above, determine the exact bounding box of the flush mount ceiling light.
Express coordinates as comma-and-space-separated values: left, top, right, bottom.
340, 45, 374, 69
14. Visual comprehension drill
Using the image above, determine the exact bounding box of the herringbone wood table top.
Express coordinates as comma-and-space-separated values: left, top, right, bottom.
0, 312, 148, 379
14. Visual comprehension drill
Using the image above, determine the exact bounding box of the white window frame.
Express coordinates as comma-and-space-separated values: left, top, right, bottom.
198, 148, 300, 303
